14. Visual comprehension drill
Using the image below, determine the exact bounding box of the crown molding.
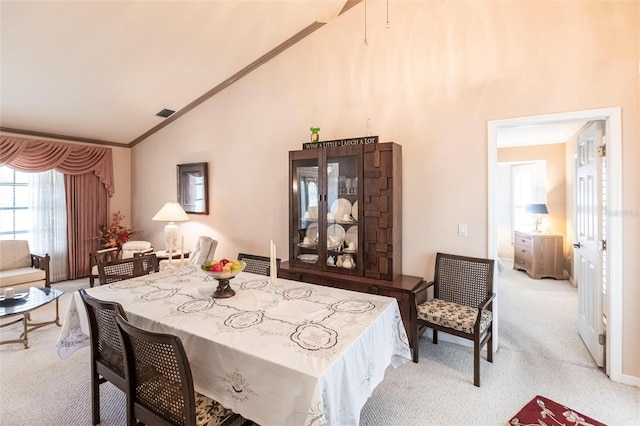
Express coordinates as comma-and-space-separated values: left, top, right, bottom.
0, 127, 126, 147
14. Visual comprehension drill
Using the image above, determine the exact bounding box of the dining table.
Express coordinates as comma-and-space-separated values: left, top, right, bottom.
56, 267, 412, 426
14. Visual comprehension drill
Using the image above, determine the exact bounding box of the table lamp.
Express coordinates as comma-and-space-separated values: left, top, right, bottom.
152, 202, 190, 253
526, 203, 549, 233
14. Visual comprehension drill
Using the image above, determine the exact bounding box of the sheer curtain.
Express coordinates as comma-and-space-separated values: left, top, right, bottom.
29, 170, 68, 282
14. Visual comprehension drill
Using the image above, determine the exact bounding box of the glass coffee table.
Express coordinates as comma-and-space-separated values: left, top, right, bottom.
0, 287, 63, 349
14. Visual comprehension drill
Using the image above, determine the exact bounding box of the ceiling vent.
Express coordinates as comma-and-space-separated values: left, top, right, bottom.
156, 109, 175, 118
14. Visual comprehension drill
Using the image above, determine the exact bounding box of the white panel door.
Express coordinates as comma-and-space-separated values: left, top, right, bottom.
574, 121, 604, 367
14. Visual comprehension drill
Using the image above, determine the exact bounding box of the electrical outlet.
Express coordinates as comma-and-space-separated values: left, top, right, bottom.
458, 223, 468, 236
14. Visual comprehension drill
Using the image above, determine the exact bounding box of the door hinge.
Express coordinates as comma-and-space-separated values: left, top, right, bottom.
598, 145, 606, 157
598, 239, 607, 251
598, 333, 606, 345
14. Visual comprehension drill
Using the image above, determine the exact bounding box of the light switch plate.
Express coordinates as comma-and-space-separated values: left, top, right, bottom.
458, 223, 468, 236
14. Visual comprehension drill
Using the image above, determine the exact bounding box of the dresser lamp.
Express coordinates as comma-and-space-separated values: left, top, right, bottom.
526, 203, 549, 233
152, 202, 190, 253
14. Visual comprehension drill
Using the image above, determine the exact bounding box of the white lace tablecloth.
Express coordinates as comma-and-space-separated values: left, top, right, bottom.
57, 269, 411, 426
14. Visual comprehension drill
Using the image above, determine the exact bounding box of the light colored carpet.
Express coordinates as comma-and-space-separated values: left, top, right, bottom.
1, 269, 638, 426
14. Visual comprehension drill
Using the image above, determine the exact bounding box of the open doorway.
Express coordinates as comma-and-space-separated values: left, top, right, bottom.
488, 107, 623, 383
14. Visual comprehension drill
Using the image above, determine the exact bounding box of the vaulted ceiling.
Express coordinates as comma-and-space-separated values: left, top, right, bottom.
1, 0, 586, 149
0, 1, 358, 147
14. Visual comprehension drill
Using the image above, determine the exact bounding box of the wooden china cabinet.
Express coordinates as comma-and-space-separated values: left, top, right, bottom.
280, 142, 425, 359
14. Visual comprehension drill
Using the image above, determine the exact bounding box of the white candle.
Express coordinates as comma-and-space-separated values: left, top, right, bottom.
270, 240, 274, 284
270, 241, 276, 285
180, 236, 184, 267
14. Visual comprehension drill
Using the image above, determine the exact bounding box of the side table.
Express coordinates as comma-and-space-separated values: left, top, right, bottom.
154, 250, 190, 261
0, 287, 63, 348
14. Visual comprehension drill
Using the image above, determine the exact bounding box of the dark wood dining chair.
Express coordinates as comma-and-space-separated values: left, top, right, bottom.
114, 314, 240, 426
89, 247, 121, 287
79, 288, 128, 425
415, 252, 495, 387
98, 254, 159, 285
237, 253, 280, 276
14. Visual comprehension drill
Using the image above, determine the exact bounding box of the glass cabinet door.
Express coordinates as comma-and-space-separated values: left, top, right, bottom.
290, 152, 322, 269
324, 146, 362, 274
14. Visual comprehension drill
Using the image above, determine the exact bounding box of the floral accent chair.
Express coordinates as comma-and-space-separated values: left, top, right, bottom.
415, 252, 495, 387
115, 314, 241, 426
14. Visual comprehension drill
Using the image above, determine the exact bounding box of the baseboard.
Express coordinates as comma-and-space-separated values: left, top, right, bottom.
620, 373, 640, 387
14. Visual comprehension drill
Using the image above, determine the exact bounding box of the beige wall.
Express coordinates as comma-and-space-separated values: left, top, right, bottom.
131, 2, 640, 379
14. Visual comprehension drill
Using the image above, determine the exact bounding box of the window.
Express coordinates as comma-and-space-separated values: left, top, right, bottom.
0, 166, 32, 241
511, 161, 547, 233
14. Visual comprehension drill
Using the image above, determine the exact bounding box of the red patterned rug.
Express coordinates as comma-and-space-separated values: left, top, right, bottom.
507, 395, 606, 426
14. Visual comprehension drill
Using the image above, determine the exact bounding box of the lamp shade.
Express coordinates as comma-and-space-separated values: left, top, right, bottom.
152, 202, 190, 222
526, 203, 549, 215
152, 202, 190, 253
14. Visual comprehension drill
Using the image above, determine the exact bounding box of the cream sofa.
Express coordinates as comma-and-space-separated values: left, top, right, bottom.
0, 240, 50, 290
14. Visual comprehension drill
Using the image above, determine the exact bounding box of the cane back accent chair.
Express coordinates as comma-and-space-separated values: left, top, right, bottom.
415, 252, 495, 387
89, 247, 120, 287
79, 289, 128, 425
237, 253, 280, 276
115, 314, 239, 426
98, 254, 159, 286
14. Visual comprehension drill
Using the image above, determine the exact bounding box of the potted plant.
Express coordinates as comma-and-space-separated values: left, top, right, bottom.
97, 211, 138, 249
310, 127, 320, 142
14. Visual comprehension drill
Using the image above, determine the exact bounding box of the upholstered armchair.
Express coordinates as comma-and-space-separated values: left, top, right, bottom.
121, 240, 153, 259
0, 240, 50, 290
159, 236, 217, 271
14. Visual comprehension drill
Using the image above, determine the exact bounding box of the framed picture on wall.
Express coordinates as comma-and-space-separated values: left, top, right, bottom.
177, 162, 208, 215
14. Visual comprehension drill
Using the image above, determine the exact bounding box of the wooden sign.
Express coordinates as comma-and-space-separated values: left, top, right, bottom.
303, 136, 379, 150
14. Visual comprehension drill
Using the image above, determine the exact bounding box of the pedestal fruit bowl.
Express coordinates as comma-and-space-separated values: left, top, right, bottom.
201, 259, 245, 298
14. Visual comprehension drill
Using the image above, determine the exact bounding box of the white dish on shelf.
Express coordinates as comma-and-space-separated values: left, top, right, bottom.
345, 226, 358, 249
352, 200, 358, 221
336, 218, 355, 224
306, 223, 318, 241
327, 224, 345, 246
330, 198, 352, 219
297, 254, 319, 263
297, 243, 317, 248
307, 206, 318, 219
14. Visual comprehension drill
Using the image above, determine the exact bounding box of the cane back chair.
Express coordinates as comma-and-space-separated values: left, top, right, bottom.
98, 254, 159, 285
115, 314, 239, 426
415, 252, 495, 387
89, 247, 121, 287
79, 288, 128, 425
237, 253, 280, 277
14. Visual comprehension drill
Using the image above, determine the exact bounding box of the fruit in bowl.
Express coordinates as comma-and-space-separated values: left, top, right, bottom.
201, 259, 245, 279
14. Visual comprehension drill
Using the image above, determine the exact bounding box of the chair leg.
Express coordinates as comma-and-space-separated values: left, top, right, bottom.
89, 275, 95, 288
474, 339, 480, 387
487, 329, 493, 363
91, 370, 100, 425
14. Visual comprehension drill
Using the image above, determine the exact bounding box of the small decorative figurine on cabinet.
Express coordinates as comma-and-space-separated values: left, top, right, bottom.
310, 127, 320, 142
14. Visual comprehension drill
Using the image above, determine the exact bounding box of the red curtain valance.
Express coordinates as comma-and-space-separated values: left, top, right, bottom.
0, 136, 114, 196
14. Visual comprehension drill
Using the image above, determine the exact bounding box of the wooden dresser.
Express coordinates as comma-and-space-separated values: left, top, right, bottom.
513, 231, 564, 279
